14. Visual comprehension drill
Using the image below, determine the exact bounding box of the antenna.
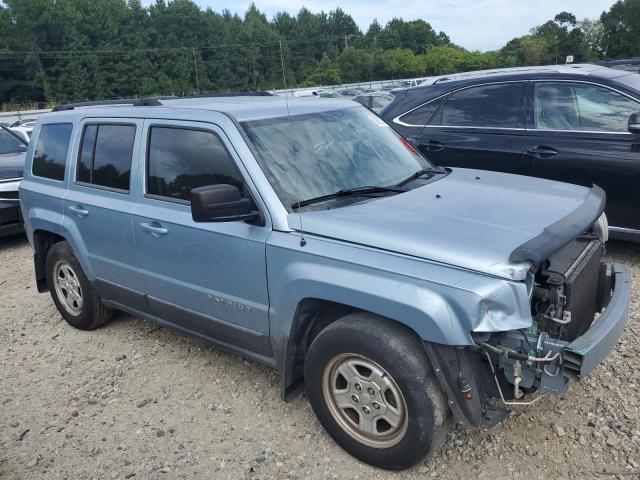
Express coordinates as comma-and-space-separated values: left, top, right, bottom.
279, 39, 306, 247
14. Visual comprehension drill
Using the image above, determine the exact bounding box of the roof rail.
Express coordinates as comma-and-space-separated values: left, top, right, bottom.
174, 91, 274, 99
52, 92, 273, 112
52, 97, 174, 112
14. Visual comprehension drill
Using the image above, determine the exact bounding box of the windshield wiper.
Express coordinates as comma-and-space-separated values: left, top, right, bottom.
394, 166, 448, 187
292, 185, 405, 209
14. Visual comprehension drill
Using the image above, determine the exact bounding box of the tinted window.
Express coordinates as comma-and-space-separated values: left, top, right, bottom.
32, 123, 73, 181
440, 83, 524, 128
147, 127, 244, 202
534, 82, 640, 132
398, 96, 446, 126
0, 127, 26, 155
77, 124, 135, 191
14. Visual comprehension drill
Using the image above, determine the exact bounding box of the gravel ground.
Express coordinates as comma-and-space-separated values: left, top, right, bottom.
1, 234, 639, 480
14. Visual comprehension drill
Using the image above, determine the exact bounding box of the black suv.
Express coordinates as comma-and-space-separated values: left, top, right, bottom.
380, 64, 640, 241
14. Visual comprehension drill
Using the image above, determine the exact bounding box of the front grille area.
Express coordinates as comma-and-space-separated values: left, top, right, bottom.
0, 191, 19, 200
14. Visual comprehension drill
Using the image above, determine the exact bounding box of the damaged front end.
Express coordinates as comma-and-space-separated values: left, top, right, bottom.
426, 187, 632, 429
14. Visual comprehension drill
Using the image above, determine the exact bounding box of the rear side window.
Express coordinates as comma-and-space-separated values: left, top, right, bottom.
146, 127, 244, 202
32, 123, 73, 181
440, 83, 524, 128
398, 96, 446, 126
77, 124, 136, 191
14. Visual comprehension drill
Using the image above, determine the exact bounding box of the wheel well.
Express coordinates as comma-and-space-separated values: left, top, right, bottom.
281, 299, 423, 401
33, 230, 66, 292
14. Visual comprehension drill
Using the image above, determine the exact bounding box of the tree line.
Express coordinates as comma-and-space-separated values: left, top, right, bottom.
1, 0, 639, 106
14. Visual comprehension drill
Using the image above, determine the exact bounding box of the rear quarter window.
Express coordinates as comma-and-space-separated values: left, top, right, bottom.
32, 123, 73, 181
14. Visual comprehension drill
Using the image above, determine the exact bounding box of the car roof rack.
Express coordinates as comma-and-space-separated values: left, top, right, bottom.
52, 92, 273, 112
173, 91, 274, 99
52, 97, 174, 112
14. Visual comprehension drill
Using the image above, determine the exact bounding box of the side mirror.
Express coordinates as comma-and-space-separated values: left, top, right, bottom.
628, 113, 640, 134
190, 184, 258, 223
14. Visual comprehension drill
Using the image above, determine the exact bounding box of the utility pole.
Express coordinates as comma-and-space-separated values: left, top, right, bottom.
192, 47, 200, 92
344, 34, 348, 49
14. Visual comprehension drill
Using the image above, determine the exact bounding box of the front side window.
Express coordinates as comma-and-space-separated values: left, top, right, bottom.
534, 82, 640, 132
242, 107, 432, 211
32, 123, 73, 181
147, 127, 244, 202
77, 124, 136, 191
439, 83, 524, 128
0, 127, 26, 155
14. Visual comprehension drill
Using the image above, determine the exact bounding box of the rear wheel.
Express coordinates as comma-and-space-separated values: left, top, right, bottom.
304, 313, 450, 470
45, 241, 112, 330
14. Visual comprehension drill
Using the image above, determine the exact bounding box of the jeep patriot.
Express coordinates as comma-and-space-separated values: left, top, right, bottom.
19, 94, 631, 470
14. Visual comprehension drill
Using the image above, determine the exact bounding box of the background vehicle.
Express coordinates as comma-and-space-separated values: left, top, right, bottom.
0, 125, 26, 236
337, 88, 364, 97
353, 92, 395, 113
10, 119, 36, 143
381, 64, 640, 241
20, 96, 629, 470
595, 58, 640, 74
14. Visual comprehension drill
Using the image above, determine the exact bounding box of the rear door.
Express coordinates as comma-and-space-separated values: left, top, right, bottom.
62, 119, 144, 299
524, 81, 640, 232
132, 119, 272, 354
401, 82, 530, 176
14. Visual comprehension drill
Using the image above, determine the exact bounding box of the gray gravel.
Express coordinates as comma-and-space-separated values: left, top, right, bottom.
1, 234, 638, 479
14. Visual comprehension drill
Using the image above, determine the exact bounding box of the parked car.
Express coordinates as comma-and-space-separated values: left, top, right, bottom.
20, 95, 630, 470
10, 119, 36, 143
353, 92, 395, 113
315, 90, 345, 99
595, 58, 640, 74
0, 125, 26, 236
381, 64, 640, 241
337, 88, 364, 97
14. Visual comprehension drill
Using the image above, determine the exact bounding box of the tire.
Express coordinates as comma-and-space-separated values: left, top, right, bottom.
304, 313, 450, 470
45, 241, 112, 330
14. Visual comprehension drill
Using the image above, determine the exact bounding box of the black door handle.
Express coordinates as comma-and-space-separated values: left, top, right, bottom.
419, 140, 446, 152
527, 146, 558, 157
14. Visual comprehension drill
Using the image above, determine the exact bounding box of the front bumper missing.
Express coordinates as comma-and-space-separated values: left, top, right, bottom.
564, 263, 631, 378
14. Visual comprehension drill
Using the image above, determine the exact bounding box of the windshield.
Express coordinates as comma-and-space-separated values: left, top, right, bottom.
0, 127, 27, 155
241, 107, 432, 211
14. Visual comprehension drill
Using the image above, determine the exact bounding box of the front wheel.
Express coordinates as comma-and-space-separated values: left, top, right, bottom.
304, 313, 450, 470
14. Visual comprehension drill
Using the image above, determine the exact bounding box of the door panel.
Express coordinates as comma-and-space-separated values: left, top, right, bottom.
525, 130, 640, 230
62, 119, 143, 293
416, 128, 530, 176
133, 120, 271, 344
526, 81, 640, 231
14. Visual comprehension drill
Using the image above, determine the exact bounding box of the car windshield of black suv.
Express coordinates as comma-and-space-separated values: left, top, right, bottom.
0, 127, 27, 155
242, 107, 433, 211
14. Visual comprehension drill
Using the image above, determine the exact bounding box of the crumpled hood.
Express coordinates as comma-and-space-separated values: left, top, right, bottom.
0, 151, 25, 180
288, 168, 596, 279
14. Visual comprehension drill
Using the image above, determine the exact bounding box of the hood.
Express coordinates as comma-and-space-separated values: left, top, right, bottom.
0, 151, 26, 181
287, 168, 601, 280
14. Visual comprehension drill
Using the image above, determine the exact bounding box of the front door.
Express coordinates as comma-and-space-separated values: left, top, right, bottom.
132, 120, 272, 355
525, 81, 640, 232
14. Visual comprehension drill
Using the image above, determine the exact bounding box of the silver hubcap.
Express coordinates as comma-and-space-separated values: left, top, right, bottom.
322, 353, 408, 449
53, 260, 83, 316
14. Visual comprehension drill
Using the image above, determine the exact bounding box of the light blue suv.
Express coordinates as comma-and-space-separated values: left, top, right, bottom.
19, 95, 631, 470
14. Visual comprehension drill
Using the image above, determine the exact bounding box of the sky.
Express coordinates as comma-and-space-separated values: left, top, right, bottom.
194, 0, 618, 51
